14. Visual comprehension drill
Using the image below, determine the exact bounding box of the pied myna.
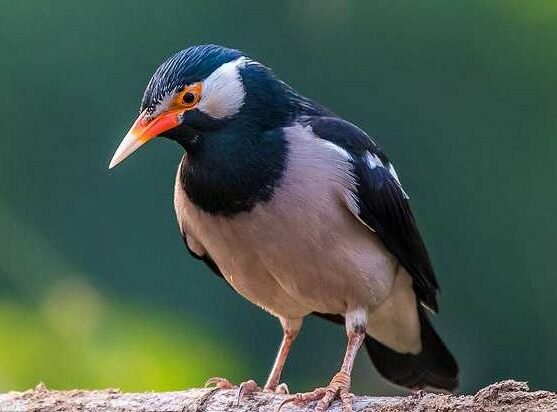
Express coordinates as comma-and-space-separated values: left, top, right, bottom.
109, 44, 458, 412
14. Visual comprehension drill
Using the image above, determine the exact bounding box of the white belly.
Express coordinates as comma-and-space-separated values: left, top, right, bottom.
174, 125, 399, 319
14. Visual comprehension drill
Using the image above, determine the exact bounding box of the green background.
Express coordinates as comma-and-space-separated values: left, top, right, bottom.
1, 0, 556, 394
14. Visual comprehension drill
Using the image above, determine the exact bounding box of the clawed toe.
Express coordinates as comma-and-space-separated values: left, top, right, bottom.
237, 379, 261, 405
205, 377, 262, 405
212, 372, 355, 412
205, 377, 234, 389
277, 387, 328, 412
316, 371, 353, 412
274, 382, 290, 394
277, 371, 354, 412
265, 382, 289, 394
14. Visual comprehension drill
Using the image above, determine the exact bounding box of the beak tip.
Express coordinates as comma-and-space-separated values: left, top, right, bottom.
108, 152, 123, 169
108, 132, 137, 170
110, 107, 175, 172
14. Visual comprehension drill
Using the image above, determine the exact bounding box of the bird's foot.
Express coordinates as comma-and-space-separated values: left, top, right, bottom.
277, 371, 354, 412
266, 382, 290, 394
205, 377, 236, 389
205, 377, 288, 405
205, 377, 260, 404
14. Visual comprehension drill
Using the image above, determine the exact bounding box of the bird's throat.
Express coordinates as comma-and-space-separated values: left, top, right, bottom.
180, 128, 288, 217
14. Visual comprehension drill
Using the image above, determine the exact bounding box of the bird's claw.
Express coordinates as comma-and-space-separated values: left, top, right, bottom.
316, 371, 353, 412
205, 377, 234, 389
268, 382, 289, 395
205, 377, 289, 406
277, 387, 327, 412
277, 371, 353, 412
237, 380, 261, 405
204, 377, 262, 405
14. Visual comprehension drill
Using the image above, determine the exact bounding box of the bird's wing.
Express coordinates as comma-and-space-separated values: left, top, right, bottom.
301, 116, 439, 311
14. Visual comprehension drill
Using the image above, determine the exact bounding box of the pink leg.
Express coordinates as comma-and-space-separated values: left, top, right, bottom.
279, 327, 366, 412
206, 318, 302, 403
264, 327, 299, 393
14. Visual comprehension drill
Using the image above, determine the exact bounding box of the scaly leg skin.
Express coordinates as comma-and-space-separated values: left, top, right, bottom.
206, 317, 302, 404
279, 318, 366, 412
264, 318, 301, 394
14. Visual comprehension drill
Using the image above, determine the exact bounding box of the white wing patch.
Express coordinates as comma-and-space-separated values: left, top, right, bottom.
365, 152, 409, 199
197, 57, 247, 119
365, 152, 383, 169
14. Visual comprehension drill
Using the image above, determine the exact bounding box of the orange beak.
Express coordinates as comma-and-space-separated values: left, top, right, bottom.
109, 108, 183, 169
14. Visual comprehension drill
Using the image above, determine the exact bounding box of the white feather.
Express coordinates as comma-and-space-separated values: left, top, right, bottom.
365, 152, 383, 169
345, 307, 368, 334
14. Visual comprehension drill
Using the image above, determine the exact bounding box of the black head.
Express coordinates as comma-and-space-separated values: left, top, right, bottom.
140, 44, 242, 110
109, 44, 323, 168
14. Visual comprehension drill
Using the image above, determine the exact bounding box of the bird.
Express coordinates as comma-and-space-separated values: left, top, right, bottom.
109, 44, 458, 412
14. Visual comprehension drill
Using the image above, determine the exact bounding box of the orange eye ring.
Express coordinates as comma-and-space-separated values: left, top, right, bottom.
176, 83, 202, 109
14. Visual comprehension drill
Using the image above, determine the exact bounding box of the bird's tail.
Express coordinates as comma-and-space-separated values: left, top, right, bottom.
364, 306, 459, 391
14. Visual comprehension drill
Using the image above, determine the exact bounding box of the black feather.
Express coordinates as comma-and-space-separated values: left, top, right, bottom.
354, 159, 439, 311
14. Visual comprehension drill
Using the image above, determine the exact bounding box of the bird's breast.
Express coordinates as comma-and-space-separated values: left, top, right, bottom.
174, 124, 397, 319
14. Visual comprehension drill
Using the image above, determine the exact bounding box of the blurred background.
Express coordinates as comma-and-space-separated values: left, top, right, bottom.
1, 0, 556, 395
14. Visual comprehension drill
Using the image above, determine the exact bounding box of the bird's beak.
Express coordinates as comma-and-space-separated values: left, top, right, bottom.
109, 108, 182, 169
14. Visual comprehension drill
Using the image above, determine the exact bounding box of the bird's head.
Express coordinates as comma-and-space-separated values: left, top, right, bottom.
109, 44, 301, 169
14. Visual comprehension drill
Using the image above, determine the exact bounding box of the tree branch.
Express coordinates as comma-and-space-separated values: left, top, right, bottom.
0, 380, 555, 412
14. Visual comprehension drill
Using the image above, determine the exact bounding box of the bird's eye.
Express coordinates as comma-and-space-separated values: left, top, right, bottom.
183, 92, 196, 105
175, 83, 202, 109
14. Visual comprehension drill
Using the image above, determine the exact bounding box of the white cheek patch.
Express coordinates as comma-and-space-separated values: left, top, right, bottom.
197, 57, 247, 119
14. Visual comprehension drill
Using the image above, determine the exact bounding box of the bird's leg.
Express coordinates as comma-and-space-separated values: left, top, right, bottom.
263, 331, 296, 394
206, 317, 302, 403
278, 309, 366, 412
313, 328, 365, 412
264, 318, 302, 394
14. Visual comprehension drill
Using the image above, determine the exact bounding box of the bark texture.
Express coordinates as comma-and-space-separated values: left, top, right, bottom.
0, 380, 555, 412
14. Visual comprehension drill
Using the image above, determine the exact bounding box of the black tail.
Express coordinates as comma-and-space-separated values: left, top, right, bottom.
364, 307, 459, 391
